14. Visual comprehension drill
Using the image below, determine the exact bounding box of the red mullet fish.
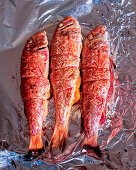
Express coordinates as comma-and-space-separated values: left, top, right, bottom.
50, 16, 82, 151
21, 31, 50, 152
82, 26, 114, 156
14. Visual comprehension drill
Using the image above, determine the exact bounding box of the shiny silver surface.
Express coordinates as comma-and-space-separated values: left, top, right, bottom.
0, 0, 136, 169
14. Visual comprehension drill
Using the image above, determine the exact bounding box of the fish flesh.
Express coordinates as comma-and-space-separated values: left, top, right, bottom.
50, 16, 82, 151
82, 26, 114, 156
20, 31, 50, 152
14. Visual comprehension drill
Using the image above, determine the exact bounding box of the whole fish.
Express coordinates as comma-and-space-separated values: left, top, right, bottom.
21, 31, 50, 152
50, 16, 82, 151
82, 26, 114, 156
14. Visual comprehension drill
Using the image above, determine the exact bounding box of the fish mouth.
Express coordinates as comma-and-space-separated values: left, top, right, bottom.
25, 31, 48, 52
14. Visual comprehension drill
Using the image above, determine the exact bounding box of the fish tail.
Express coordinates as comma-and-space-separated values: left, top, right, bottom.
24, 99, 45, 151
50, 123, 68, 152
82, 136, 102, 157
24, 133, 44, 161
29, 132, 43, 151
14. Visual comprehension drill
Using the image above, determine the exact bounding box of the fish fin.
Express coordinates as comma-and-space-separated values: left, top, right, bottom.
72, 75, 81, 105
43, 101, 48, 120
100, 62, 115, 125
29, 133, 43, 151
80, 114, 84, 133
106, 71, 114, 104
59, 135, 66, 152
110, 57, 116, 70
24, 147, 45, 161
73, 88, 80, 105
50, 124, 68, 152
82, 136, 101, 157
99, 105, 107, 125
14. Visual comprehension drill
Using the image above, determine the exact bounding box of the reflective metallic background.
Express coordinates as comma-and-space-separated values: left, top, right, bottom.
0, 0, 136, 169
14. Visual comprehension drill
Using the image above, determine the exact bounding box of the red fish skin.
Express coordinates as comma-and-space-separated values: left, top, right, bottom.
50, 16, 82, 151
21, 31, 50, 151
99, 71, 115, 125
82, 26, 112, 151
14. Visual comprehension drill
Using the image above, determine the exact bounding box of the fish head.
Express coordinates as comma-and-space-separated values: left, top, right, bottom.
25, 31, 48, 52
87, 26, 107, 40
57, 16, 81, 34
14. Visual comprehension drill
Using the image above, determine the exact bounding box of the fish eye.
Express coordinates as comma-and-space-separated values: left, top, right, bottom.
27, 38, 33, 44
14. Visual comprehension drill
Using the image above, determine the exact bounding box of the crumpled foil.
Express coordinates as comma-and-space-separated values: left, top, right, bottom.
0, 0, 136, 169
